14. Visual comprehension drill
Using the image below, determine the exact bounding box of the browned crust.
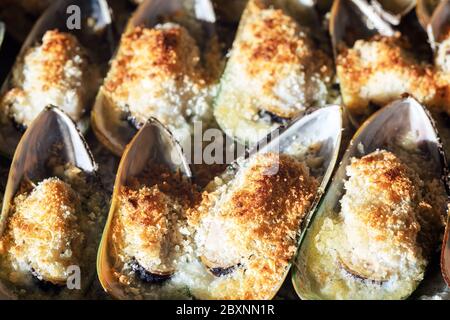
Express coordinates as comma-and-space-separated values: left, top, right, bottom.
26, 30, 87, 91
103, 25, 207, 100
337, 34, 450, 115
346, 150, 445, 253
232, 0, 333, 118
0, 178, 83, 284
190, 153, 318, 299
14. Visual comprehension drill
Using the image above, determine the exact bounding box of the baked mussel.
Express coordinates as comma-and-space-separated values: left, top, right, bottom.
98, 106, 343, 299
214, 0, 334, 146
0, 0, 116, 158
91, 0, 222, 157
331, 0, 450, 126
0, 106, 108, 299
292, 97, 449, 300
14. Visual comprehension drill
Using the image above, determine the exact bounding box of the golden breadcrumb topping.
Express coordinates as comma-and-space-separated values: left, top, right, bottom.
0, 30, 98, 126
312, 150, 445, 293
100, 24, 216, 146
0, 178, 83, 285
112, 186, 177, 275
337, 34, 450, 116
104, 25, 207, 94
305, 150, 448, 299
111, 167, 198, 278
343, 151, 423, 252
222, 0, 333, 118
190, 153, 318, 299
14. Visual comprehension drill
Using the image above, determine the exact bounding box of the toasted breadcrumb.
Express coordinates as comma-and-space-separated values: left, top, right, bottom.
220, 0, 333, 118
0, 162, 107, 299
309, 150, 446, 299
111, 167, 198, 281
0, 178, 83, 285
101, 24, 216, 147
337, 34, 450, 116
340, 151, 427, 279
0, 30, 99, 127
191, 153, 317, 299
112, 186, 185, 276
109, 153, 317, 299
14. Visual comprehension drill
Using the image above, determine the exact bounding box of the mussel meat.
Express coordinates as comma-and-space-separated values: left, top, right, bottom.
97, 106, 343, 300
0, 106, 108, 299
214, 0, 335, 146
331, 0, 450, 125
292, 97, 449, 300
91, 0, 222, 156
0, 0, 116, 158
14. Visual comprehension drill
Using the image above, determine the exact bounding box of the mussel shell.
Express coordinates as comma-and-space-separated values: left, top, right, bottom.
417, 0, 442, 29
203, 106, 344, 299
214, 0, 329, 147
371, 0, 416, 25
98, 106, 343, 299
292, 97, 449, 300
0, 0, 116, 158
250, 105, 343, 204
423, 0, 450, 51
97, 117, 191, 299
330, 0, 395, 57
91, 0, 217, 156
330, 0, 396, 128
442, 209, 450, 287
0, 106, 97, 299
0, 22, 4, 50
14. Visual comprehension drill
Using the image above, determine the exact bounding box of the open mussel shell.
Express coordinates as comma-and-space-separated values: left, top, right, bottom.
292, 97, 449, 300
214, 0, 329, 147
422, 0, 450, 51
91, 0, 217, 156
330, 0, 395, 57
98, 106, 342, 299
97, 117, 191, 299
0, 106, 97, 299
417, 0, 443, 30
0, 0, 115, 158
208, 105, 343, 299
330, 0, 395, 128
249, 105, 343, 208
371, 0, 416, 25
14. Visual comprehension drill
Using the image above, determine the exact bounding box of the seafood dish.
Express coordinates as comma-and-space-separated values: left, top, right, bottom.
108, 153, 316, 299
214, 0, 334, 145
92, 0, 223, 156
0, 0, 450, 301
336, 34, 450, 116
97, 107, 342, 299
0, 0, 115, 157
293, 98, 449, 300
0, 107, 107, 299
332, 0, 450, 123
95, 23, 218, 153
0, 30, 99, 129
